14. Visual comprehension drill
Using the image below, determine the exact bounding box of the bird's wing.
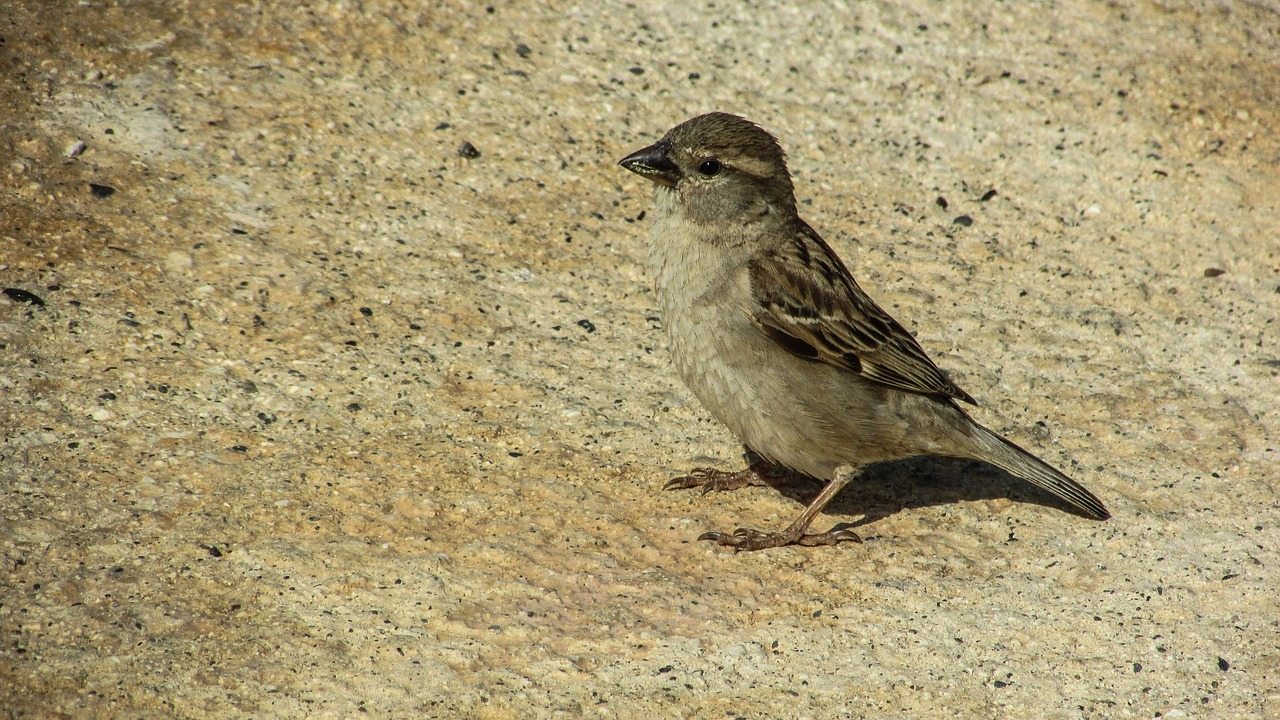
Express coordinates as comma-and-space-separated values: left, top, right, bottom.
747, 221, 976, 404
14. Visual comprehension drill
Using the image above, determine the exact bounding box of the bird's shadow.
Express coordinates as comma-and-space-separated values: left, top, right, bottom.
730, 451, 1102, 528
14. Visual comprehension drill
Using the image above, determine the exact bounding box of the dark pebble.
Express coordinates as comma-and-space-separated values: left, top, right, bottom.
577, 319, 596, 333
936, 196, 948, 209
458, 141, 481, 159
359, 306, 373, 317
3, 288, 45, 306
981, 189, 998, 201
89, 183, 116, 198
1218, 657, 1230, 671
953, 214, 974, 227
515, 43, 531, 58
1203, 268, 1226, 277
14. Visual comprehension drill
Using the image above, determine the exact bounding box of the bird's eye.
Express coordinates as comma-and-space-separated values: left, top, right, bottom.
697, 159, 723, 176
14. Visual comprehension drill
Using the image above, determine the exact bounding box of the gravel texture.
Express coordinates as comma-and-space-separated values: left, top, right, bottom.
2, 1, 1278, 717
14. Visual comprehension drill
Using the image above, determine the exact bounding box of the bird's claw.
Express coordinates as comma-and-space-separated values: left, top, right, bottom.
664, 467, 755, 493
697, 525, 861, 551
665, 463, 798, 494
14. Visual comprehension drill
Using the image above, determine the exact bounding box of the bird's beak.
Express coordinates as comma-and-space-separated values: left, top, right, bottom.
619, 141, 679, 188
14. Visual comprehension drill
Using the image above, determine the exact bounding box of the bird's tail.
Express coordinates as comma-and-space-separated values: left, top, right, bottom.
966, 421, 1111, 520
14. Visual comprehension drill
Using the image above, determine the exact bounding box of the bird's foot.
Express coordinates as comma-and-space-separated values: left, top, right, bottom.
698, 525, 861, 551
664, 461, 800, 494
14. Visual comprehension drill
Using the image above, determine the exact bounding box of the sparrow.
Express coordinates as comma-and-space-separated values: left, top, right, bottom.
619, 112, 1110, 551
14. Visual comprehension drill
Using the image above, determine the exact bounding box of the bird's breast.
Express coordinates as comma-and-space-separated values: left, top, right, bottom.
646, 210, 952, 479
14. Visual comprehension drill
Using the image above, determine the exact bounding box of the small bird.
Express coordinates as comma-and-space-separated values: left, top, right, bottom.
619, 112, 1110, 551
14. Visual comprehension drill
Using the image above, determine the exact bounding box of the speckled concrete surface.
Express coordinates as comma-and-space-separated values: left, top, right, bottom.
2, 1, 1278, 717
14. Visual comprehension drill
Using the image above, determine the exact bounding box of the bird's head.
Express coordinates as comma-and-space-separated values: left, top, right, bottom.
620, 112, 796, 224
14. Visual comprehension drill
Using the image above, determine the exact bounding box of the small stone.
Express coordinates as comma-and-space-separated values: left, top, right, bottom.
163, 251, 194, 274
952, 214, 973, 227
66, 140, 87, 158
90, 183, 116, 198
3, 288, 45, 306
1203, 268, 1226, 278
458, 141, 481, 159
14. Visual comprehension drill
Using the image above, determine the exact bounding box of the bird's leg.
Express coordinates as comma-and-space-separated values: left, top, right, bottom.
663, 456, 802, 494
698, 465, 862, 551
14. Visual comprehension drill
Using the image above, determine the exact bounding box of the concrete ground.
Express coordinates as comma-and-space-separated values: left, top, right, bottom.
2, 1, 1277, 717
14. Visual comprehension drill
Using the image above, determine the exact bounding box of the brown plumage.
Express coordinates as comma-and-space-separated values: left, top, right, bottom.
620, 112, 1110, 551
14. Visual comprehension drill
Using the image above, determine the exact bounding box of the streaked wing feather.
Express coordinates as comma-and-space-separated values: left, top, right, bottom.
748, 222, 976, 404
